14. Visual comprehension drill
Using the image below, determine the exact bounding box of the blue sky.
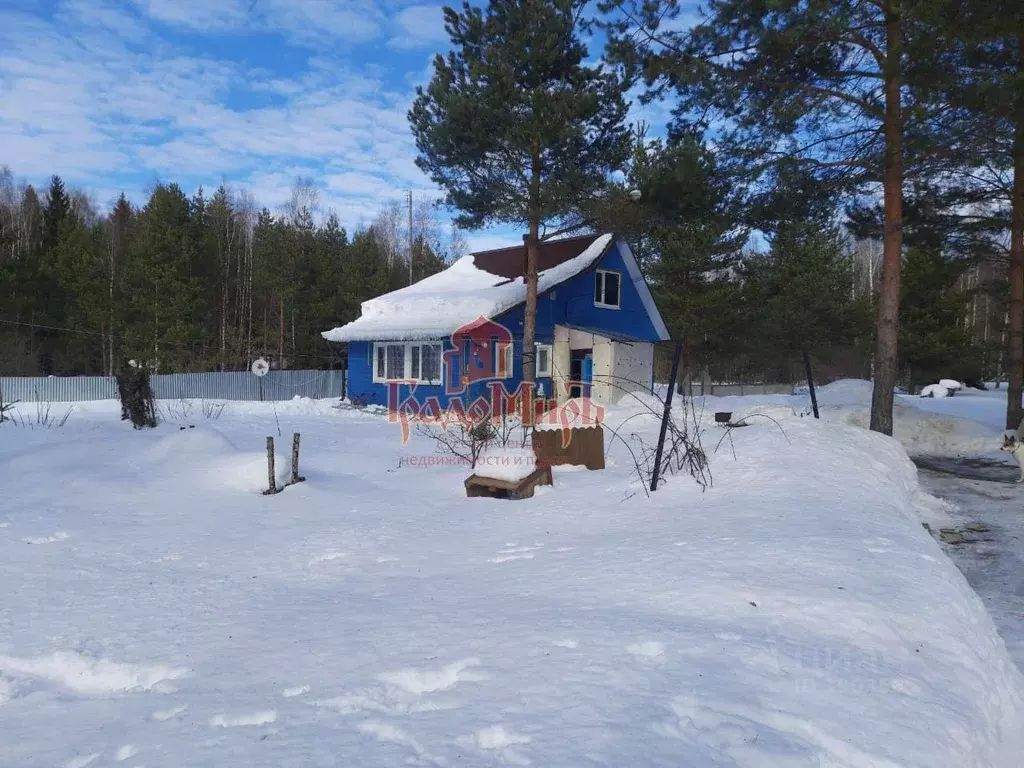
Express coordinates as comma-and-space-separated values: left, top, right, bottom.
0, 0, 681, 251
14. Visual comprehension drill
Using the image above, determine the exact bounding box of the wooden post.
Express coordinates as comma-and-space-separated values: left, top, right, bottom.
291, 432, 305, 484
802, 349, 820, 419
264, 436, 278, 495
651, 339, 683, 492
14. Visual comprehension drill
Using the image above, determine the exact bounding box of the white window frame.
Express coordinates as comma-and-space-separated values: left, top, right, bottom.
497, 340, 514, 379
594, 269, 622, 309
535, 343, 553, 377
372, 341, 444, 384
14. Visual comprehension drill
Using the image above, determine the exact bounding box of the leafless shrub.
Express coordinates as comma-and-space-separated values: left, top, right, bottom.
158, 398, 193, 422
415, 412, 529, 468
0, 380, 16, 423
5, 395, 73, 429
201, 399, 227, 420
603, 388, 711, 497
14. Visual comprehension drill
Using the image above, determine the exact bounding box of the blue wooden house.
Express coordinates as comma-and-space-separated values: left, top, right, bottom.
322, 233, 670, 408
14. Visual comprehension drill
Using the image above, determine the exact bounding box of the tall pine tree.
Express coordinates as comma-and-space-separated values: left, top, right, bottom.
604, 0, 952, 435
409, 0, 631, 387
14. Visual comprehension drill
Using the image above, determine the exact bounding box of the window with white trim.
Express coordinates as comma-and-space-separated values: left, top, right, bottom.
594, 269, 621, 308
535, 343, 552, 377
496, 339, 514, 378
373, 342, 444, 383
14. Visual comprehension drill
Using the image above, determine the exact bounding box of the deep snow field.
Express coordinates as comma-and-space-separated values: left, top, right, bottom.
2, 385, 1023, 767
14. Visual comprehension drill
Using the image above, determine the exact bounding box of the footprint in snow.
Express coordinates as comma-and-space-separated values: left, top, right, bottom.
65, 754, 100, 768
152, 705, 187, 721
457, 724, 533, 765
627, 641, 666, 661
379, 657, 484, 695
307, 552, 346, 567
23, 532, 69, 544
282, 685, 309, 698
209, 710, 277, 728
315, 657, 486, 718
551, 639, 578, 649
114, 744, 138, 761
490, 543, 544, 563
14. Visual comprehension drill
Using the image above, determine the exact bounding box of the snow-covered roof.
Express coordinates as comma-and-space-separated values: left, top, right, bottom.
322, 234, 615, 342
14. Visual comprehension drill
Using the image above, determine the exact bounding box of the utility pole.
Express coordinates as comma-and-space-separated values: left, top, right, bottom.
408, 190, 414, 286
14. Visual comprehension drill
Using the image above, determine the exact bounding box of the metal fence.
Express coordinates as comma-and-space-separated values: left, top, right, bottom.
0, 369, 347, 403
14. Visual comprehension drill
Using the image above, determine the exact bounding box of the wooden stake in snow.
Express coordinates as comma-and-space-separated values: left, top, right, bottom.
651, 339, 683, 492
802, 349, 820, 419
263, 436, 279, 495
291, 432, 305, 484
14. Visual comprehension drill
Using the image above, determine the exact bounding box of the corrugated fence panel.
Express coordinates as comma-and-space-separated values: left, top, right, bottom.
0, 370, 346, 403
0, 376, 117, 403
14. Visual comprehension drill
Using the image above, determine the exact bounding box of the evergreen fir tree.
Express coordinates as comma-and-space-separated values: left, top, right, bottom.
741, 223, 863, 381
42, 175, 70, 257
899, 248, 980, 390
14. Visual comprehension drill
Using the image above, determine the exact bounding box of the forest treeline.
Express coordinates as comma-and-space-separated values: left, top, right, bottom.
0, 169, 451, 375
0, 160, 1006, 391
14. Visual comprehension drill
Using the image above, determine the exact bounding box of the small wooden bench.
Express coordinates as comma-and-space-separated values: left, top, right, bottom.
464, 465, 553, 500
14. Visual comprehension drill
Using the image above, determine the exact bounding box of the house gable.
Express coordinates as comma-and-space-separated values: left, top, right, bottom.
494, 238, 670, 343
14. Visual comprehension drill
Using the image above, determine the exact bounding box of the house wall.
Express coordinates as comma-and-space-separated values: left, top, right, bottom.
611, 341, 655, 401
341, 240, 665, 408
345, 336, 556, 408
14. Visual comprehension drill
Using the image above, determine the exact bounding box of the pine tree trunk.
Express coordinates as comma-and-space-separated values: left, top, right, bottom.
869, 1, 904, 436
153, 281, 160, 374
1006, 29, 1024, 431
522, 136, 540, 395
107, 235, 115, 376
279, 295, 285, 370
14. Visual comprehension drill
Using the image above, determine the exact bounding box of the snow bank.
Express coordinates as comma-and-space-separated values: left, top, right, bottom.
684, 379, 1001, 457
806, 377, 875, 406
921, 383, 950, 398
834, 402, 996, 457
322, 234, 613, 342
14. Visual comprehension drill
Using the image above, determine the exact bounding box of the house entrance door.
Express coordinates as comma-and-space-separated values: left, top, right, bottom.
569, 349, 593, 399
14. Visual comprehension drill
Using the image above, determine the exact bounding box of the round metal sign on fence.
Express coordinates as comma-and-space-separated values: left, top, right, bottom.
251, 358, 270, 377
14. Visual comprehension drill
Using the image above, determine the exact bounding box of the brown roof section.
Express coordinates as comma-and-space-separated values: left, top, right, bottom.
471, 233, 609, 280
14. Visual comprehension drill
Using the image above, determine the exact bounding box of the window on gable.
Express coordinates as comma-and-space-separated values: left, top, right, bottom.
595, 269, 621, 308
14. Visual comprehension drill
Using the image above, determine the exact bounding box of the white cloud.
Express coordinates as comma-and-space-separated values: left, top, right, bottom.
60, 0, 151, 43
0, 1, 524, 245
388, 4, 448, 50
129, 0, 252, 32
465, 232, 519, 253
129, 0, 384, 46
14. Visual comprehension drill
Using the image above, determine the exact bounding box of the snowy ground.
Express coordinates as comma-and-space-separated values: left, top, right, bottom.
2, 393, 1023, 767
